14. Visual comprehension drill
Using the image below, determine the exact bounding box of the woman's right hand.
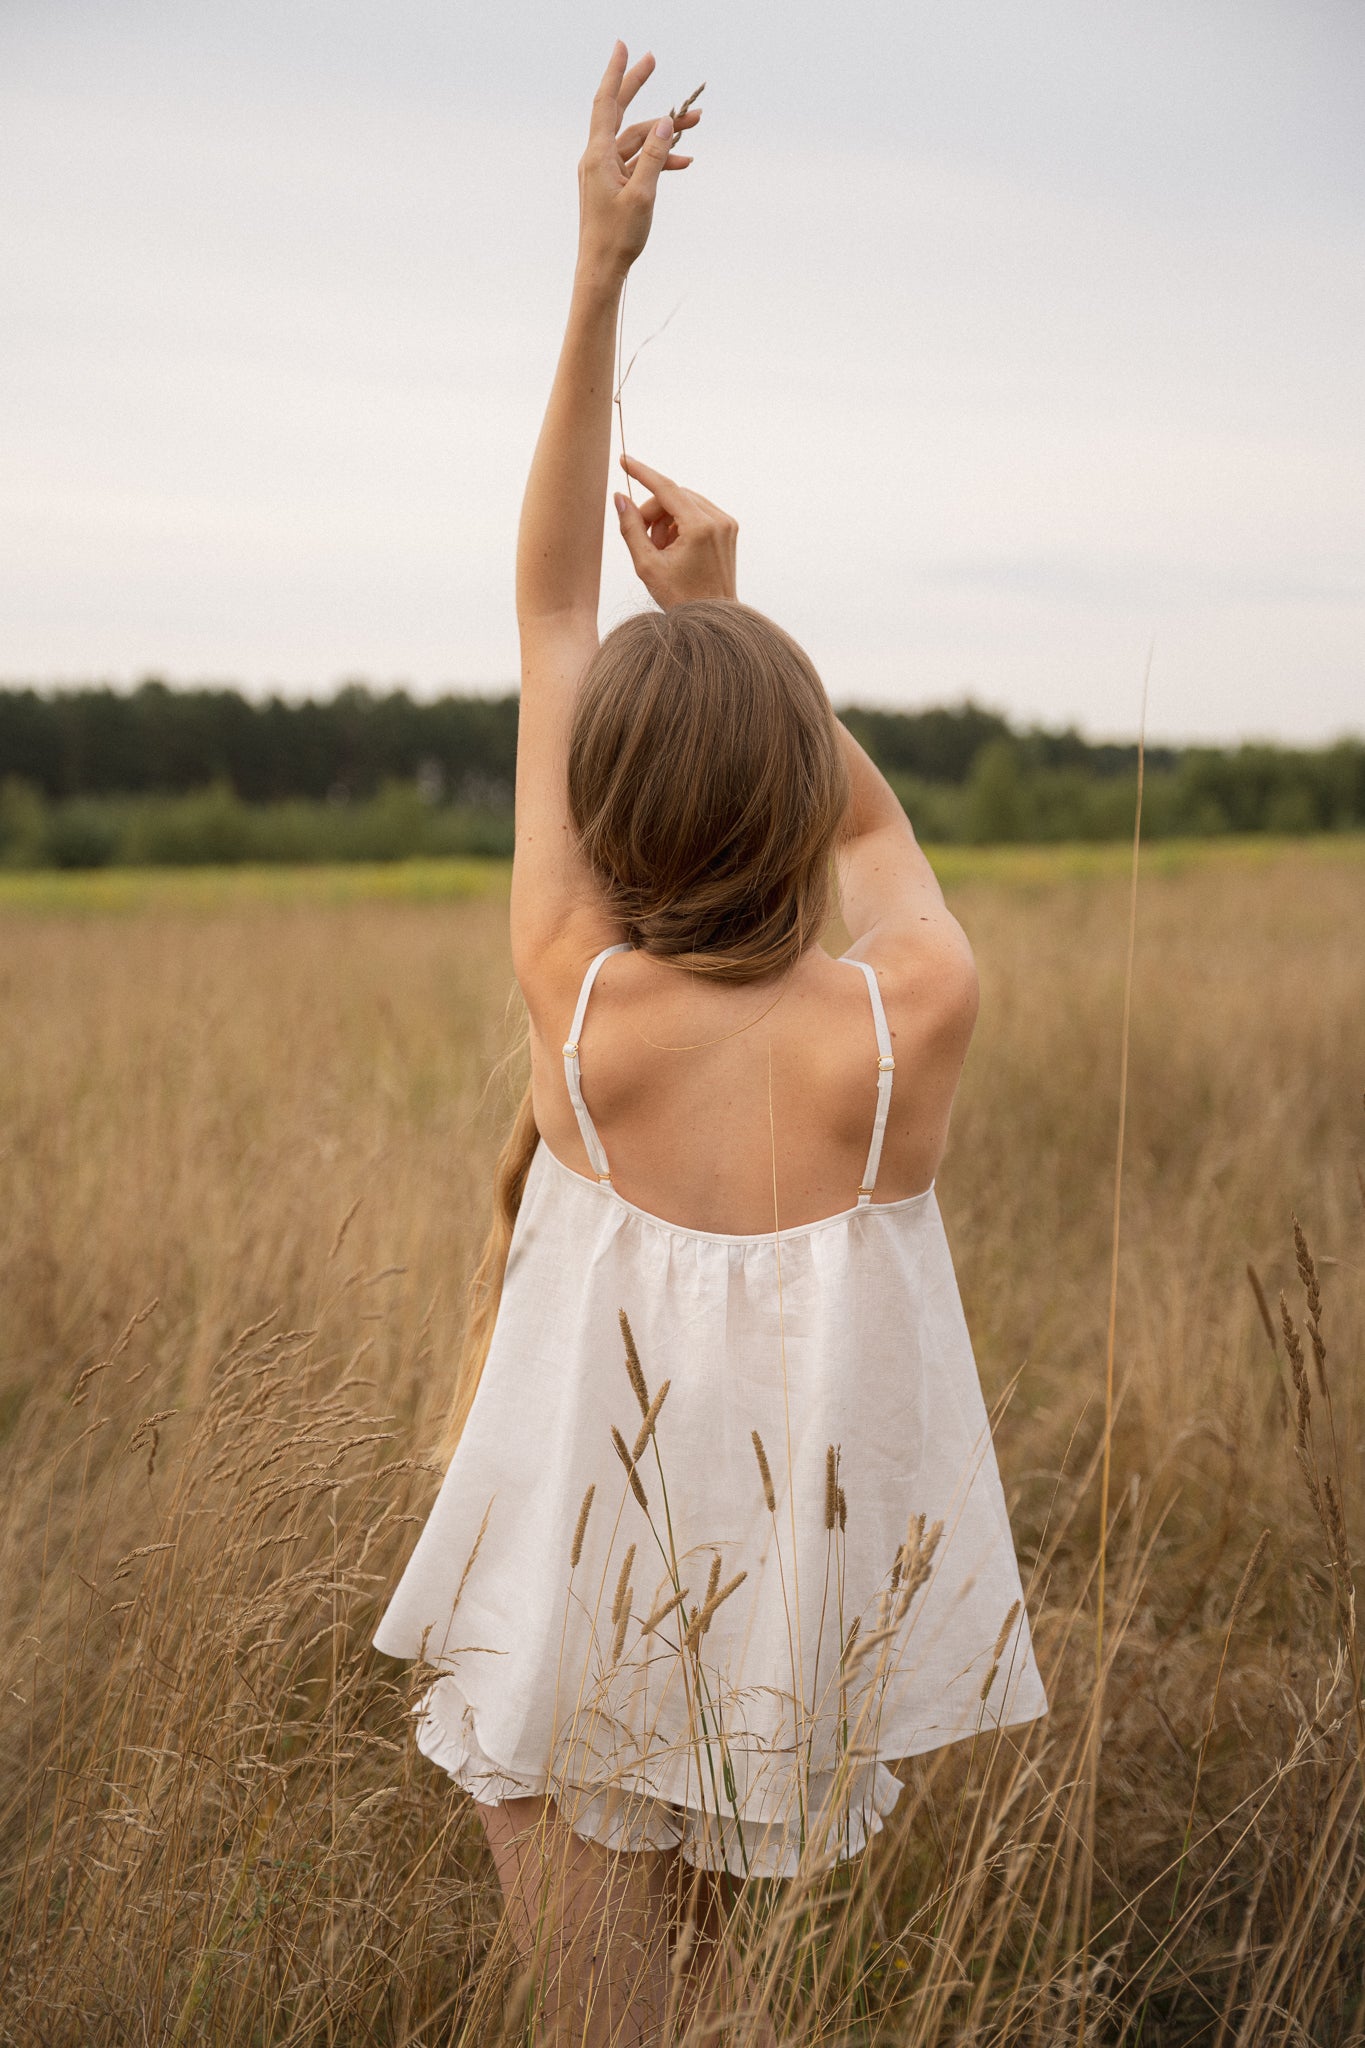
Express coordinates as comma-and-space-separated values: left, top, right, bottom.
578, 45, 699, 285
613, 455, 739, 609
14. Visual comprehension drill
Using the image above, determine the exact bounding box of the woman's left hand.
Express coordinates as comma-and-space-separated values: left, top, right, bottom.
578, 43, 700, 284
613, 455, 738, 608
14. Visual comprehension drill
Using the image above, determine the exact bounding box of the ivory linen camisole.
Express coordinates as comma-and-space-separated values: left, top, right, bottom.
374, 944, 1048, 1878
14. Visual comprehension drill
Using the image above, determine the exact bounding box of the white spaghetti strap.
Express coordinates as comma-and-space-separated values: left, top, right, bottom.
563, 943, 632, 1184
844, 959, 895, 1205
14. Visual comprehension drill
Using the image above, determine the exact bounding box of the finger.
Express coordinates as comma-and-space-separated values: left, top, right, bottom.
618, 146, 694, 176
613, 491, 655, 575
616, 50, 656, 114
620, 452, 682, 507
647, 517, 679, 553
617, 108, 702, 162
688, 492, 737, 526
589, 43, 629, 141
623, 457, 703, 525
627, 116, 674, 202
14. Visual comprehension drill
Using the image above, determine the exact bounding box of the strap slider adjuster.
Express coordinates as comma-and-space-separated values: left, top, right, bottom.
562, 1041, 579, 1059
877, 1055, 896, 1072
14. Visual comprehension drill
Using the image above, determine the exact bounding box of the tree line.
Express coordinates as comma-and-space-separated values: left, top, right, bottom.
0, 679, 1361, 867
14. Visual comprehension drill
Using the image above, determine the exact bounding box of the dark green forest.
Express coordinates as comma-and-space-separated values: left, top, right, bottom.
1, 679, 1362, 867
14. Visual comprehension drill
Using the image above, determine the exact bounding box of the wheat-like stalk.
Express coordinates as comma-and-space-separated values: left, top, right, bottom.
667, 81, 706, 133
619, 1307, 650, 1417
640, 1585, 689, 1636
980, 1598, 1023, 1702
612, 1543, 637, 1626
893, 1513, 943, 1621
630, 1379, 671, 1463
1293, 1214, 1328, 1394
9, 841, 1365, 2046
611, 1425, 649, 1511
751, 1430, 776, 1513
684, 1569, 748, 1655
611, 1588, 632, 1665
569, 1484, 595, 1570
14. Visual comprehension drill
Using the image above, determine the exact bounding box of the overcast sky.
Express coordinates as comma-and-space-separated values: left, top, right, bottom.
2, 0, 1361, 742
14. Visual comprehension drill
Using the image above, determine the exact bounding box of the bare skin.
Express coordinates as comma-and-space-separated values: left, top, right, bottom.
478, 1796, 676, 2046
483, 37, 977, 2042
510, 46, 976, 1238
479, 1796, 778, 2046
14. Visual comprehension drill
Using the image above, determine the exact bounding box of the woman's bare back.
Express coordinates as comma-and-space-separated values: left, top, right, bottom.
527, 935, 974, 1237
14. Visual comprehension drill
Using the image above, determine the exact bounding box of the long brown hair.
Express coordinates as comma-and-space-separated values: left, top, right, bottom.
441, 601, 849, 1452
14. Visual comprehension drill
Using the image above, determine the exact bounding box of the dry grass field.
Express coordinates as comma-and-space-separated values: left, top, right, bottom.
1, 839, 1363, 2046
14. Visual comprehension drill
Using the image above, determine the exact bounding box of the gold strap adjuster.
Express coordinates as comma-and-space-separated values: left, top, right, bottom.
877, 1055, 896, 1072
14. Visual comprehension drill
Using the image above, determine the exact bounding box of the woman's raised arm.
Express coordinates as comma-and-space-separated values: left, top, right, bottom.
510, 46, 699, 994
835, 723, 979, 1141
605, 453, 973, 1037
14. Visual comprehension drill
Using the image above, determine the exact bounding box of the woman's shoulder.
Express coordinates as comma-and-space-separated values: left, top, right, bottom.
847, 912, 979, 1060
519, 918, 977, 1056
843, 918, 978, 1194
514, 903, 629, 1046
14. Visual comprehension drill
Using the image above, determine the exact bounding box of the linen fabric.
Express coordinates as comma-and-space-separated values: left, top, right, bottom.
374, 946, 1048, 1877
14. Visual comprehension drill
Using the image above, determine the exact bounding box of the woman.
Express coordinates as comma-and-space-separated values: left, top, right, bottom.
375, 44, 1047, 2045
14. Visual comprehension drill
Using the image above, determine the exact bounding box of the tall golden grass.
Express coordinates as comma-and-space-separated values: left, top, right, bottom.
1, 845, 1362, 2044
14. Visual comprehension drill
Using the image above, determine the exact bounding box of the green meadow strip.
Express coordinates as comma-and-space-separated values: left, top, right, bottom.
0, 834, 1361, 916
0, 857, 514, 915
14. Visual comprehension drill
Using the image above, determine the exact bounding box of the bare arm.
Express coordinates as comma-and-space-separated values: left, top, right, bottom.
510, 45, 700, 990
834, 726, 953, 944
609, 457, 979, 1175
607, 459, 976, 1032
834, 722, 979, 1089
603, 459, 968, 985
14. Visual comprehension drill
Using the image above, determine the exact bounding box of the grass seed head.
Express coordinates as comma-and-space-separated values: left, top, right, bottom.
611, 1425, 649, 1512
640, 1585, 689, 1635
751, 1429, 777, 1513
611, 1591, 632, 1665
1292, 1215, 1329, 1393
1280, 1292, 1310, 1426
685, 1568, 747, 1653
991, 1599, 1022, 1665
570, 1484, 595, 1570
980, 1598, 1023, 1701
612, 1542, 637, 1624
1292, 1213, 1320, 1318
619, 1308, 650, 1417
1229, 1529, 1271, 1631
894, 1514, 943, 1620
630, 1378, 671, 1463
667, 81, 706, 135
1322, 1474, 1350, 1573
